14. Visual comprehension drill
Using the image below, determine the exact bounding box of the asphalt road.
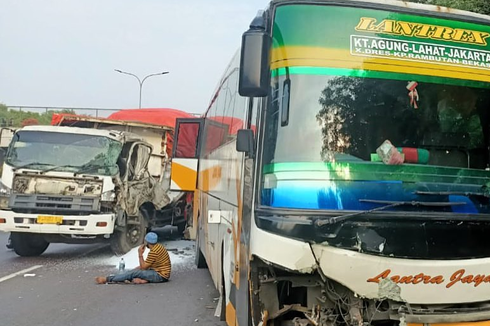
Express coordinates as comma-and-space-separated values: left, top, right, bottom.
0, 230, 226, 326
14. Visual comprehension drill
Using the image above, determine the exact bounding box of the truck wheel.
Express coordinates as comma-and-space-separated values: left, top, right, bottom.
195, 228, 207, 269
110, 213, 148, 255
11, 233, 49, 257
177, 222, 186, 235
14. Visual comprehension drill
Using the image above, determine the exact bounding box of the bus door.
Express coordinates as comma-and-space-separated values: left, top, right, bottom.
170, 118, 204, 239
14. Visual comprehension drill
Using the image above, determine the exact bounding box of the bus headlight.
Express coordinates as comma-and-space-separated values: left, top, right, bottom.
101, 190, 116, 202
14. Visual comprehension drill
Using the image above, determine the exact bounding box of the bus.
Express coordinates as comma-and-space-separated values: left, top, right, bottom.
170, 1, 490, 325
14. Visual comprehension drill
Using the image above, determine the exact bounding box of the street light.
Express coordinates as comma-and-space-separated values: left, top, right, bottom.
114, 69, 169, 109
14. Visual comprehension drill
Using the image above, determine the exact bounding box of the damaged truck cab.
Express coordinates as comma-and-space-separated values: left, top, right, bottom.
171, 1, 490, 326
0, 125, 170, 256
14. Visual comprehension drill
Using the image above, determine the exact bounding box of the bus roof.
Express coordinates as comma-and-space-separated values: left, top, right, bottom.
271, 0, 490, 24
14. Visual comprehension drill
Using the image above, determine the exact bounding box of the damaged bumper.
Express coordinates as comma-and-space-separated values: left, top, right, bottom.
400, 308, 490, 324
0, 210, 115, 235
311, 244, 490, 305
251, 225, 490, 325
251, 211, 490, 325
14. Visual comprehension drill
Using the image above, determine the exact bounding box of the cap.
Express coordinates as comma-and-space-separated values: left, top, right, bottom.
144, 232, 158, 244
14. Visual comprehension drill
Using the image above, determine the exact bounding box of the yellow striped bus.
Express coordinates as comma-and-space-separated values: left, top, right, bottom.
171, 1, 490, 325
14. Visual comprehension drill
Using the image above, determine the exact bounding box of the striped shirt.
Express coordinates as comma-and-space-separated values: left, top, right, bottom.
145, 243, 171, 279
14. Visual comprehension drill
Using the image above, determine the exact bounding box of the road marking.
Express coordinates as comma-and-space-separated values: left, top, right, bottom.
0, 265, 43, 283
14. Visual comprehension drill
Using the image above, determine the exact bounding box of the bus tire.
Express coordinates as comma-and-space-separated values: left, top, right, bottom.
111, 212, 148, 255
11, 232, 49, 257
220, 249, 227, 321
195, 229, 207, 269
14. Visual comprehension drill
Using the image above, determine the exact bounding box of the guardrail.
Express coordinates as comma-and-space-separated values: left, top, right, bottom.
7, 106, 120, 118
6, 106, 202, 118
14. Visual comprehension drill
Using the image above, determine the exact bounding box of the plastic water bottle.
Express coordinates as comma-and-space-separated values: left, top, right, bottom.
118, 258, 125, 272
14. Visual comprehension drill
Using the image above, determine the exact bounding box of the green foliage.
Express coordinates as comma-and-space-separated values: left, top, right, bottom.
0, 103, 74, 127
404, 0, 490, 15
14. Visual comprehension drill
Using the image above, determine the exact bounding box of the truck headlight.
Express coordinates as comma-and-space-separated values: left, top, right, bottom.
0, 181, 11, 197
101, 190, 116, 202
0, 196, 8, 209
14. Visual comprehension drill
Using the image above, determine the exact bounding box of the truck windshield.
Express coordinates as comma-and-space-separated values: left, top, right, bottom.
261, 74, 490, 214
6, 131, 123, 176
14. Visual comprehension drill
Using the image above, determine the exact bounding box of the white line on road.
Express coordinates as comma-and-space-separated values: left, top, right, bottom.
0, 265, 43, 283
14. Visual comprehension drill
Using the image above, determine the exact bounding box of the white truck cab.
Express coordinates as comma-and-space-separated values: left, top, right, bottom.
0, 125, 167, 256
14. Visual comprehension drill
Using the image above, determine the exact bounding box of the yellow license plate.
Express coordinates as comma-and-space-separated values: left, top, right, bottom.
37, 215, 63, 224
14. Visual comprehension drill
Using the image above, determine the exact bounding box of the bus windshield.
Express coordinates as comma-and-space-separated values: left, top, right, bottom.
261, 74, 490, 213
260, 2, 490, 214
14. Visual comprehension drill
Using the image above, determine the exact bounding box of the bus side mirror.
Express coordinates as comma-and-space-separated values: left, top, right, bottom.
238, 12, 271, 98
236, 129, 255, 157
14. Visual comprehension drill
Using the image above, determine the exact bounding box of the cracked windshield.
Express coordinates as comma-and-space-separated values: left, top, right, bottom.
7, 131, 122, 175
263, 75, 490, 213
262, 3, 490, 215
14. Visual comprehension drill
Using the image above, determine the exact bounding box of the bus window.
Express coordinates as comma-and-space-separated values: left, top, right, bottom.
203, 119, 228, 155
174, 121, 201, 159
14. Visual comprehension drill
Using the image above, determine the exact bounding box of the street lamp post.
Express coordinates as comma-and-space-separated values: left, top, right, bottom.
114, 69, 169, 109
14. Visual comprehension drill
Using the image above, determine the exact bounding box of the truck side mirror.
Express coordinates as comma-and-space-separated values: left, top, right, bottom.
236, 129, 255, 157
238, 11, 271, 98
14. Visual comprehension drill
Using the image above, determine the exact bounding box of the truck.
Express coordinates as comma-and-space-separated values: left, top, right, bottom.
168, 1, 490, 326
0, 109, 194, 256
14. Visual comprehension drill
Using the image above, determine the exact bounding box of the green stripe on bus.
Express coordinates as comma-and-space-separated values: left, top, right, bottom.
271, 66, 490, 89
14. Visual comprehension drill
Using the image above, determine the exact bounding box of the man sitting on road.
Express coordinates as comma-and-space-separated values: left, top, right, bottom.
96, 232, 171, 284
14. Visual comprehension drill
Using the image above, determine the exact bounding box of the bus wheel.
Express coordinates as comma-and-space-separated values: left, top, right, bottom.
195, 229, 207, 269
111, 212, 148, 255
220, 252, 227, 321
11, 233, 49, 257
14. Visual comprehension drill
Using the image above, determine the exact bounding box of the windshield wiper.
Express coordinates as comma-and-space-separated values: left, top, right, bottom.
315, 199, 466, 227
40, 164, 81, 174
75, 162, 113, 175
360, 199, 467, 207
38, 162, 113, 175
415, 191, 490, 198
12, 162, 54, 171
36, 162, 113, 175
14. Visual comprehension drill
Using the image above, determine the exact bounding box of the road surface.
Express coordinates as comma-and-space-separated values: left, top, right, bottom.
0, 230, 226, 326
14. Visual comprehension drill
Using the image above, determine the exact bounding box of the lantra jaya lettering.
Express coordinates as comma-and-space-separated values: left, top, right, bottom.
367, 269, 490, 288
356, 17, 490, 46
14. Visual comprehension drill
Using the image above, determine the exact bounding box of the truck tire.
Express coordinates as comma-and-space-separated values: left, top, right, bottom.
111, 212, 148, 255
11, 233, 49, 257
176, 222, 186, 235
195, 228, 207, 269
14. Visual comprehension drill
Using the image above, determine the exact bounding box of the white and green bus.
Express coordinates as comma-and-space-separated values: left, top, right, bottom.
171, 1, 490, 325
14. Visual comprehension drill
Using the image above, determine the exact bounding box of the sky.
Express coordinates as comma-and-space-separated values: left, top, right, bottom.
0, 0, 268, 115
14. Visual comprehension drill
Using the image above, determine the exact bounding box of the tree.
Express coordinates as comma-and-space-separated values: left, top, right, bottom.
404, 0, 490, 15
0, 103, 75, 128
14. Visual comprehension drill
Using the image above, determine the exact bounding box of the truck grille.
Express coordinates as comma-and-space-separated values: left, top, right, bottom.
9, 194, 100, 213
